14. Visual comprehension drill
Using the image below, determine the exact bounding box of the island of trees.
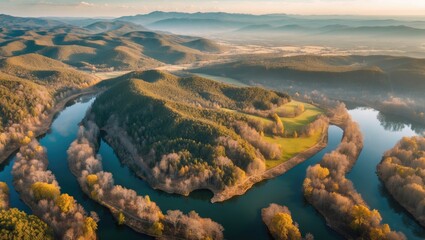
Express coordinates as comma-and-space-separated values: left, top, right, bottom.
377, 136, 425, 227
303, 102, 406, 239
12, 138, 98, 239
262, 203, 313, 240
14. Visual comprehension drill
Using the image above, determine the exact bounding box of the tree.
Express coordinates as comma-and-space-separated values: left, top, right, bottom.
148, 221, 164, 236
269, 212, 301, 240
31, 182, 60, 201
83, 217, 98, 237
55, 194, 75, 213
117, 212, 125, 225
0, 208, 54, 239
271, 113, 284, 136
86, 174, 99, 187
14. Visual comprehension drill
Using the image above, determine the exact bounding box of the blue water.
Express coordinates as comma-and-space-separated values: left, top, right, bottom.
1, 96, 424, 239
347, 108, 425, 239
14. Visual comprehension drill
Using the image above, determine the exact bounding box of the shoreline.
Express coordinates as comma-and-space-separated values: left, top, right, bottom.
377, 168, 425, 228
210, 121, 329, 203
0, 88, 100, 164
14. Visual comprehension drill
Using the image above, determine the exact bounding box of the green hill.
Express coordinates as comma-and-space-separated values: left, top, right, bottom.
90, 70, 293, 194
195, 55, 425, 94
0, 53, 99, 89
0, 54, 99, 131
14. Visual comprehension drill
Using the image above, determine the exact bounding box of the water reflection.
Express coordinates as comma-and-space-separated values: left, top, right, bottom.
377, 111, 425, 135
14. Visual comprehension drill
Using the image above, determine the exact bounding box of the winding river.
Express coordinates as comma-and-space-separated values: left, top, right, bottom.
1, 94, 424, 239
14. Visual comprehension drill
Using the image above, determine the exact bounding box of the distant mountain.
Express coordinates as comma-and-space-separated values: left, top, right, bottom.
322, 25, 425, 37
84, 21, 149, 34
118, 11, 290, 26
0, 22, 223, 69
0, 14, 64, 28
147, 18, 247, 35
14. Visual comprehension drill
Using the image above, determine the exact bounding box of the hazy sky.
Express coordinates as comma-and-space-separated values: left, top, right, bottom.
1, 0, 425, 17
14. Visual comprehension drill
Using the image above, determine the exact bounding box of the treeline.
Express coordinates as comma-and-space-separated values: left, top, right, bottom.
67, 121, 224, 240
377, 136, 425, 227
262, 203, 313, 240
12, 139, 98, 239
303, 103, 406, 239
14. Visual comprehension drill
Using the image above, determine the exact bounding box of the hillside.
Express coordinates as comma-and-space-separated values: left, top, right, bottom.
0, 53, 99, 89
194, 55, 425, 94
89, 70, 311, 195
0, 71, 53, 130
181, 38, 226, 53
0, 53, 99, 133
0, 22, 223, 69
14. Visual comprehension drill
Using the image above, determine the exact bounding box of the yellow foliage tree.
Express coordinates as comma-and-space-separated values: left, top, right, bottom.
303, 178, 313, 197
269, 212, 302, 240
149, 221, 164, 236
83, 217, 98, 237
31, 182, 60, 201
117, 212, 125, 225
311, 165, 330, 179
55, 194, 75, 213
0, 182, 8, 194
21, 136, 31, 145
27, 131, 34, 138
86, 174, 98, 187
272, 113, 284, 136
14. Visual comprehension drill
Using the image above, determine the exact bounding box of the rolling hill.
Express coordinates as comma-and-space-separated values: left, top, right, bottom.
181, 38, 226, 53
194, 55, 425, 94
0, 53, 98, 89
0, 53, 99, 131
0, 19, 224, 70
0, 14, 64, 28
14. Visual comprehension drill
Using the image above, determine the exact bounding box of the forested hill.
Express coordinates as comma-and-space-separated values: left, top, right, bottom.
90, 70, 292, 195
194, 55, 425, 95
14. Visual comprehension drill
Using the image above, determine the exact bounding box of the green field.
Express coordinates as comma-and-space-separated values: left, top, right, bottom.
223, 101, 324, 169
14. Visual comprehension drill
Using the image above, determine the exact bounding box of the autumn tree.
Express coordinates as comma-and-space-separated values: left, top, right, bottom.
31, 182, 60, 201
269, 213, 302, 240
55, 194, 75, 213
0, 208, 54, 239
117, 212, 125, 225
271, 113, 284, 136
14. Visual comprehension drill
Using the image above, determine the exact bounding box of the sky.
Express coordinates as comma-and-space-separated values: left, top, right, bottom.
1, 0, 425, 18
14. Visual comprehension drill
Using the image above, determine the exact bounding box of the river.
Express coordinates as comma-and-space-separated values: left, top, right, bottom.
0, 94, 424, 239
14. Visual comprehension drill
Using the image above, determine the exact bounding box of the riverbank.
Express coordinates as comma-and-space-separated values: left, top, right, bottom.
0, 88, 101, 164
211, 121, 329, 203
98, 114, 330, 203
